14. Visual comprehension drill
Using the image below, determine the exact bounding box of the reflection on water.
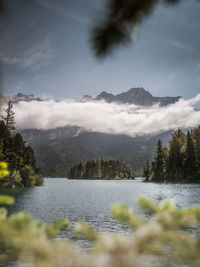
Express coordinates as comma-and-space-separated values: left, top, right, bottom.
1, 178, 200, 247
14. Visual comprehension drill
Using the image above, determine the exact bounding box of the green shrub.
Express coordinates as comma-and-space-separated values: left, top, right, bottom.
0, 176, 12, 188
20, 165, 36, 187
20, 165, 44, 187
0, 170, 23, 188
35, 174, 44, 186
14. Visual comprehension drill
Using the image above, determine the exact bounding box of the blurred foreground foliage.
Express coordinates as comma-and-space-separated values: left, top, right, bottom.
1, 164, 200, 267
0, 199, 200, 265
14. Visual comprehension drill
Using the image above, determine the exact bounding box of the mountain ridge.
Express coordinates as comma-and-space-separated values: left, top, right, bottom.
10, 93, 42, 103
10, 87, 181, 107
7, 88, 181, 176
94, 87, 181, 106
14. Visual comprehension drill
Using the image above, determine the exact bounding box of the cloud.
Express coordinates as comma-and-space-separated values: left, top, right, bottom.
13, 94, 200, 137
166, 38, 194, 52
0, 37, 54, 69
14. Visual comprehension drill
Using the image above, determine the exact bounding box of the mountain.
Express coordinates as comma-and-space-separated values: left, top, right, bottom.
10, 88, 181, 177
76, 95, 94, 102
10, 93, 42, 103
21, 126, 85, 144
20, 128, 173, 177
10, 88, 181, 106
94, 88, 181, 106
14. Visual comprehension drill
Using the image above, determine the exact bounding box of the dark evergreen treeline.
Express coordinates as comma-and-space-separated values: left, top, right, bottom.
69, 159, 134, 180
143, 126, 200, 182
0, 120, 43, 188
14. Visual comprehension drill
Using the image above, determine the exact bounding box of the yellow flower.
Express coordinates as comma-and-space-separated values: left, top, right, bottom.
0, 161, 9, 178
0, 162, 8, 169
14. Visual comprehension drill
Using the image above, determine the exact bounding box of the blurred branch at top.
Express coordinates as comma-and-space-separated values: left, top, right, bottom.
0, 0, 6, 110
91, 0, 181, 57
0, 0, 5, 14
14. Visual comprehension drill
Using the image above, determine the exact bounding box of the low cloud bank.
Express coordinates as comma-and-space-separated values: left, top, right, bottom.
14, 94, 200, 137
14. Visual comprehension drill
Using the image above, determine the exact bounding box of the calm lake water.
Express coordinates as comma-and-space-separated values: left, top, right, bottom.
1, 178, 200, 247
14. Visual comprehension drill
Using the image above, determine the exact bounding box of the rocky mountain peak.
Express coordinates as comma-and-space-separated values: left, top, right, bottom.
10, 93, 42, 103
127, 87, 152, 96
95, 91, 115, 102
95, 87, 181, 106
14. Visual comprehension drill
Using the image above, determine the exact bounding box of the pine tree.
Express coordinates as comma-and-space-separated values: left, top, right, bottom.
85, 161, 91, 178
4, 100, 15, 131
192, 126, 200, 173
143, 160, 151, 180
184, 131, 196, 179
151, 140, 165, 181
166, 129, 184, 179
96, 159, 102, 179
0, 120, 10, 139
69, 166, 76, 179
69, 159, 134, 180
0, 140, 3, 161
24, 146, 36, 170
77, 163, 83, 178
147, 126, 200, 182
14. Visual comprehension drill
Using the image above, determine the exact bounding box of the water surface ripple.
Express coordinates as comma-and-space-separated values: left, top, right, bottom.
1, 178, 200, 247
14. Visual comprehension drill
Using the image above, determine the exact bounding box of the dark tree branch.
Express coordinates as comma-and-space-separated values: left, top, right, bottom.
91, 0, 182, 57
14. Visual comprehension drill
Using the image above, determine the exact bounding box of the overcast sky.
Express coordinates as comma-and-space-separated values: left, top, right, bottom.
1, 0, 200, 99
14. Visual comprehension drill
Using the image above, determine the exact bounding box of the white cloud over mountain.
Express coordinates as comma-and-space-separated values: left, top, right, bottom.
14, 94, 200, 137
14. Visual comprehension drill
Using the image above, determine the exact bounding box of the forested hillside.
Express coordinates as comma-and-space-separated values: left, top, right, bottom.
0, 120, 43, 188
20, 129, 172, 177
143, 126, 200, 182
69, 159, 134, 179
0, 100, 43, 188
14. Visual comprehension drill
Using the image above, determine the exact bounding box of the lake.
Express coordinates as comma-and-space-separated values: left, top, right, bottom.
1, 178, 200, 247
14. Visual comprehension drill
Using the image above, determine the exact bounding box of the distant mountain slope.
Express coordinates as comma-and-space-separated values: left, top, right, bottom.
20, 128, 172, 177
21, 126, 84, 144
94, 88, 181, 106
